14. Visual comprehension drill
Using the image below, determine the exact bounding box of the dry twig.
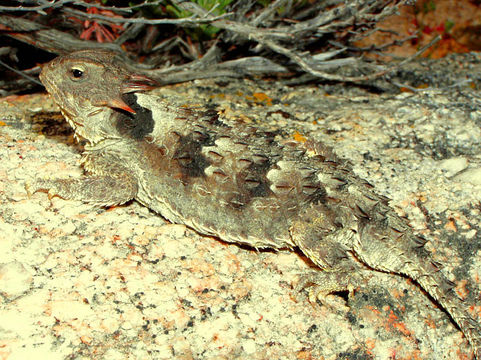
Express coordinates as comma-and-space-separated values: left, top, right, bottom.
0, 0, 427, 93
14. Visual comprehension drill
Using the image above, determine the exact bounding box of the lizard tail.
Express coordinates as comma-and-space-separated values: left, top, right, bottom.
352, 219, 481, 358
416, 264, 481, 359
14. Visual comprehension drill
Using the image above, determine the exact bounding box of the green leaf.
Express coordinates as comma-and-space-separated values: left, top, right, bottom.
445, 19, 454, 33
165, 0, 234, 39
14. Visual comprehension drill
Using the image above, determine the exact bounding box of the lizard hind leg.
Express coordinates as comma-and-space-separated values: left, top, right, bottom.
290, 213, 365, 307
294, 261, 366, 308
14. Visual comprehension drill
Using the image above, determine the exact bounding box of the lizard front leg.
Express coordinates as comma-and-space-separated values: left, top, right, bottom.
26, 175, 137, 206
26, 153, 138, 206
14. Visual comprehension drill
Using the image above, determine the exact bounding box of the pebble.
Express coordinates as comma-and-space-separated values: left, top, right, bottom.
439, 157, 469, 177
455, 167, 481, 185
0, 261, 33, 299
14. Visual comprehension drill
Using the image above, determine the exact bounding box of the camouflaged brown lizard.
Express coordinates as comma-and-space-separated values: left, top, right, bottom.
28, 49, 481, 357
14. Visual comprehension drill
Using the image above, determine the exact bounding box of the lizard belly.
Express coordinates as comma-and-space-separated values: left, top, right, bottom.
135, 178, 295, 250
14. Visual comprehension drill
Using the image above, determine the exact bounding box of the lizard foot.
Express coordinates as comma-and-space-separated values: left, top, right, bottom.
25, 179, 58, 199
294, 265, 366, 310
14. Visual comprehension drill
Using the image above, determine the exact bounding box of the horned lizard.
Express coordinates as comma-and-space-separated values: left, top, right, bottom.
27, 49, 481, 357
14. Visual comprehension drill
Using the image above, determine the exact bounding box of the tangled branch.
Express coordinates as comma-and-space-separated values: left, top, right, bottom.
0, 0, 426, 94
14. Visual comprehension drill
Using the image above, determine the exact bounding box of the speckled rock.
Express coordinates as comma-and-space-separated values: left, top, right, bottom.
0, 53, 480, 359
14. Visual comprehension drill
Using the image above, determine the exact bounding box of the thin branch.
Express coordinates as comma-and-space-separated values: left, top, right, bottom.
292, 0, 342, 21
62, 7, 234, 26
71, 0, 164, 13
113, 23, 146, 46
63, 6, 293, 40
252, 0, 290, 26
146, 42, 222, 74
145, 56, 291, 84
0, 59, 42, 86
0, 15, 122, 54
257, 34, 441, 83
0, 0, 70, 13
0, 0, 164, 13
352, 34, 418, 52
151, 36, 183, 52
391, 78, 475, 93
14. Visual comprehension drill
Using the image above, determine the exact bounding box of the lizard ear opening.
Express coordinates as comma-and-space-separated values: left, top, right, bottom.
122, 74, 158, 93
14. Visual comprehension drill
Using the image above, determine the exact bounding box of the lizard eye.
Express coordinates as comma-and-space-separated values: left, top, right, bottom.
70, 67, 85, 80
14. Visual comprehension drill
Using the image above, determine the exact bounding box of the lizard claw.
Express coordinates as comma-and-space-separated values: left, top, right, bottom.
25, 180, 46, 198
47, 188, 57, 200
25, 181, 34, 198
25, 179, 54, 199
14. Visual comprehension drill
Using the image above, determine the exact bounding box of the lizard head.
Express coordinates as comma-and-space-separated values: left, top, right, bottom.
39, 50, 157, 143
